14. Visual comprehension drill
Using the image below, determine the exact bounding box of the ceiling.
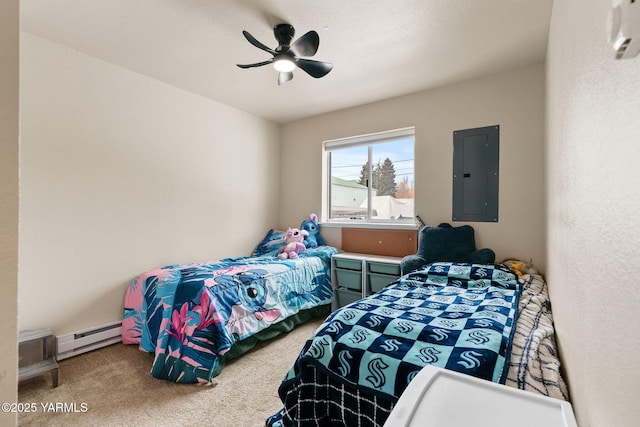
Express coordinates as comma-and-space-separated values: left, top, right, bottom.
20, 0, 553, 124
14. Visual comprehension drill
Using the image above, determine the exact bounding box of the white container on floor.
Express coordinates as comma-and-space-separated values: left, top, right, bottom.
384, 366, 577, 427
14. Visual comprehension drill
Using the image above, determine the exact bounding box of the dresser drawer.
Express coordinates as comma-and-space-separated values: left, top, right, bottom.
336, 288, 362, 308
334, 257, 362, 271
368, 272, 399, 293
335, 268, 363, 291
367, 261, 401, 276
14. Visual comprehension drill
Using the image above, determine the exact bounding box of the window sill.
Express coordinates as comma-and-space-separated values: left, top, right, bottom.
320, 221, 420, 231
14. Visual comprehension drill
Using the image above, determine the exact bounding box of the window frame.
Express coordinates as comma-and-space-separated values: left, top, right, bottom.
322, 127, 416, 227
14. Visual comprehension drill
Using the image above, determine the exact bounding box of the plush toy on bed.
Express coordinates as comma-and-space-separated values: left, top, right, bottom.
300, 213, 325, 248
501, 258, 539, 276
277, 228, 309, 260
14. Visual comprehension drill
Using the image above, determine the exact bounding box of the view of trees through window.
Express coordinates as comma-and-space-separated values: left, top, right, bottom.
326, 130, 414, 222
358, 158, 414, 198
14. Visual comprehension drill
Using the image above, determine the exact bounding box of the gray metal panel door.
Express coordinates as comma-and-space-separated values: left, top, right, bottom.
452, 125, 499, 222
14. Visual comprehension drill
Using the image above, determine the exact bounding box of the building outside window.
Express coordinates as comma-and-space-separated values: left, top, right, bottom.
324, 127, 415, 224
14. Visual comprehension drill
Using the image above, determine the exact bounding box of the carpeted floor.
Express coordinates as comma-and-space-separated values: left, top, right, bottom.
18, 316, 324, 427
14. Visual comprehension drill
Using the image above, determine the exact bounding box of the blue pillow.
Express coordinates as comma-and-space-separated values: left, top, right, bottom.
252, 229, 286, 256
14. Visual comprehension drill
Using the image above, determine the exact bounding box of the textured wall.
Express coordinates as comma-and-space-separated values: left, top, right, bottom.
546, 1, 640, 425
281, 64, 546, 271
0, 1, 19, 425
19, 33, 280, 336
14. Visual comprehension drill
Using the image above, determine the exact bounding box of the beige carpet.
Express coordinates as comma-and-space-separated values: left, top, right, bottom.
18, 317, 324, 427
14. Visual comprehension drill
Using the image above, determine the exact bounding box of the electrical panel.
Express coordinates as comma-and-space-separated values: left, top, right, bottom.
452, 125, 499, 222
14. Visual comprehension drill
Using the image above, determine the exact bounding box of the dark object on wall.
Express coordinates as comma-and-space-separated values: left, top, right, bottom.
400, 223, 495, 273
237, 23, 333, 85
452, 125, 499, 222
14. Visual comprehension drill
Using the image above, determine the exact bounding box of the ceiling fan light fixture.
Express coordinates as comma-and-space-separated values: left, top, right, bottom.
273, 56, 295, 72
237, 24, 332, 83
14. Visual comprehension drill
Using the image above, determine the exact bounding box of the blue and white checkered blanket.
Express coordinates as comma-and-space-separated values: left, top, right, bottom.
268, 262, 520, 426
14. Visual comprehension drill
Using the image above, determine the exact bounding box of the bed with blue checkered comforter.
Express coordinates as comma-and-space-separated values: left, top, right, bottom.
267, 262, 521, 427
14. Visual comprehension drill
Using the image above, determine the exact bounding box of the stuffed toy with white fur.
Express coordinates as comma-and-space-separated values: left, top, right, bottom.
277, 228, 309, 260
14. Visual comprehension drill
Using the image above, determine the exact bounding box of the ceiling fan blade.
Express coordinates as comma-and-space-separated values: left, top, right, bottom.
242, 30, 276, 55
278, 71, 293, 85
290, 31, 320, 57
237, 59, 273, 69
295, 58, 333, 78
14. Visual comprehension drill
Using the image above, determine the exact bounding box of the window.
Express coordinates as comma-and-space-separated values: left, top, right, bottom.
324, 127, 415, 224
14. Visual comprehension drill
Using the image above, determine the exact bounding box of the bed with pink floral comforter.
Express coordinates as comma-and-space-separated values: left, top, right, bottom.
122, 246, 336, 383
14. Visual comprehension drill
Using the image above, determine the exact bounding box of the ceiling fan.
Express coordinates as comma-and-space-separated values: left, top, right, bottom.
237, 23, 333, 85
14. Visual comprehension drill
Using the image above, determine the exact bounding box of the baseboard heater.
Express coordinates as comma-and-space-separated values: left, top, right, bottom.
56, 320, 122, 360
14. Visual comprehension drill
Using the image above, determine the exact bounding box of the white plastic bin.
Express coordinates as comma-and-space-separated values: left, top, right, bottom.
384, 366, 577, 427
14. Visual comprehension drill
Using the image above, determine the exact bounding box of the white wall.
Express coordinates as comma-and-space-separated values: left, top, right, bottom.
0, 1, 19, 425
19, 33, 281, 335
281, 64, 546, 270
546, 1, 640, 426
331, 184, 367, 211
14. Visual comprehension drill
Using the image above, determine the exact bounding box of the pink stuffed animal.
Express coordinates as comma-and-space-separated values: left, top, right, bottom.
277, 228, 309, 260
